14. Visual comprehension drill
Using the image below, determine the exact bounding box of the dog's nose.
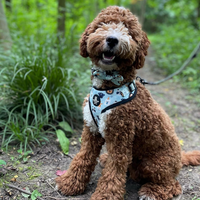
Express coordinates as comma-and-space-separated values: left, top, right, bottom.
106, 36, 118, 48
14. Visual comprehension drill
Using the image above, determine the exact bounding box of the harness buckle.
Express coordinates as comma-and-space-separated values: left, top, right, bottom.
136, 76, 148, 85
128, 82, 135, 92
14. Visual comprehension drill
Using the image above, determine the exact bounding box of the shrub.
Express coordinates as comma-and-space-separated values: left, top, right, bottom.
149, 22, 200, 92
0, 35, 90, 151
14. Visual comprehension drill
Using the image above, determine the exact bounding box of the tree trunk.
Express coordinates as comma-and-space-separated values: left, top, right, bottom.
57, 0, 66, 40
140, 0, 147, 27
0, 0, 12, 50
5, 0, 11, 12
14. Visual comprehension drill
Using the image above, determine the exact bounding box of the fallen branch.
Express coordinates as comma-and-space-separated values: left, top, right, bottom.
4, 183, 45, 200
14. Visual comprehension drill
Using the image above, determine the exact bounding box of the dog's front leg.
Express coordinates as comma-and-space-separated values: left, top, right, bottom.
56, 123, 105, 195
91, 118, 135, 200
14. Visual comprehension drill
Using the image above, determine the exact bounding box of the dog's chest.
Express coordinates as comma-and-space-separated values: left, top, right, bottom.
83, 98, 111, 138
83, 82, 136, 138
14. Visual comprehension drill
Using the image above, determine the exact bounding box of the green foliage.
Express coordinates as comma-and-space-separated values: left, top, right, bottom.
145, 0, 200, 32
0, 0, 137, 151
146, 0, 200, 92
0, 35, 89, 150
59, 121, 73, 138
56, 129, 70, 155
59, 121, 73, 133
192, 197, 200, 200
17, 149, 33, 162
0, 160, 6, 167
22, 190, 30, 198
4, 0, 131, 45
31, 190, 42, 200
149, 23, 200, 91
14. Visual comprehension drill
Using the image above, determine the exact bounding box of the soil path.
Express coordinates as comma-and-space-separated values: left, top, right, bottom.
1, 51, 200, 200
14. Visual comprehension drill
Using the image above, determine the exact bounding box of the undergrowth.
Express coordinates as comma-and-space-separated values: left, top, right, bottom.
149, 23, 200, 93
0, 35, 90, 151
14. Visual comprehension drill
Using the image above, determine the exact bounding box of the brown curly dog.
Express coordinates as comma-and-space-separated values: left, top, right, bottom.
56, 6, 200, 200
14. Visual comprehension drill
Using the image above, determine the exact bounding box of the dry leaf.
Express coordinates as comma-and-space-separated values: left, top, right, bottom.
10, 175, 18, 182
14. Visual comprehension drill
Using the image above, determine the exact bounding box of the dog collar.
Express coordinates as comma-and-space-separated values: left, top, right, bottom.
89, 80, 137, 127
91, 68, 124, 86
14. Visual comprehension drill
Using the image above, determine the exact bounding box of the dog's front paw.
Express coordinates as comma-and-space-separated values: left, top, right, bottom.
56, 173, 86, 195
90, 191, 123, 200
139, 195, 155, 200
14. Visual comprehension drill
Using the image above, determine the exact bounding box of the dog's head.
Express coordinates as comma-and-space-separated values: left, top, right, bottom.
80, 6, 150, 71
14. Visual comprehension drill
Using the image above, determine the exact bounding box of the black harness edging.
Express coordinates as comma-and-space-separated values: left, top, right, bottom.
88, 82, 137, 127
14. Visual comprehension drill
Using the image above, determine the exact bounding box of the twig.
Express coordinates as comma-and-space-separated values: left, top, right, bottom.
66, 154, 74, 159
45, 180, 62, 197
45, 180, 55, 190
37, 154, 46, 161
4, 183, 45, 200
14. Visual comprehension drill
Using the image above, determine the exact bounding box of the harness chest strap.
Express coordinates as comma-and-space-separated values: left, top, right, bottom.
89, 81, 137, 127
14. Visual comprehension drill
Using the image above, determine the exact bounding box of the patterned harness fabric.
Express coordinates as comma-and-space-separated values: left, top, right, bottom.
89, 81, 137, 127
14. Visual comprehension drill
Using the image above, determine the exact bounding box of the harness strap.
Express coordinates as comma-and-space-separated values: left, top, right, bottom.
89, 81, 137, 127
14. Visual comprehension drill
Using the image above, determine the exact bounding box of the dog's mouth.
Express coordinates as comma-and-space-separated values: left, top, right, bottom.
101, 51, 116, 65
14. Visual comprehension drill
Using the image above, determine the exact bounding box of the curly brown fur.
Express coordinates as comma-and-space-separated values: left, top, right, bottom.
56, 120, 105, 195
56, 6, 200, 200
80, 6, 149, 89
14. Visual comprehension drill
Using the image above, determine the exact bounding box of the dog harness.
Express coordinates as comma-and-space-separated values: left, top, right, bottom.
89, 81, 137, 127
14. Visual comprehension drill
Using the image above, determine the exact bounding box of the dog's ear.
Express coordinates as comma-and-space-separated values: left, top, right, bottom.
134, 31, 150, 69
79, 23, 93, 58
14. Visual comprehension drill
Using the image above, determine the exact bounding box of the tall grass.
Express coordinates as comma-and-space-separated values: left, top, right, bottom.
0, 35, 90, 151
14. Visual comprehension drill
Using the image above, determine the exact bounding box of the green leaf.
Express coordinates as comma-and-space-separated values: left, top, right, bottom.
0, 160, 6, 167
59, 121, 73, 133
31, 190, 42, 200
17, 149, 23, 154
22, 187, 30, 198
56, 129, 70, 155
22, 193, 30, 198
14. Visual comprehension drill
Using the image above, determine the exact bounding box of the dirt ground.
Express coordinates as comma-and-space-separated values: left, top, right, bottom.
0, 51, 200, 200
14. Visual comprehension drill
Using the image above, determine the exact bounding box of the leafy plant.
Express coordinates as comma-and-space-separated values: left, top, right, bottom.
17, 149, 33, 162
56, 129, 70, 155
149, 22, 200, 92
21, 187, 42, 199
0, 160, 6, 167
192, 197, 200, 200
31, 190, 42, 200
0, 0, 133, 151
144, 0, 200, 92
0, 36, 86, 151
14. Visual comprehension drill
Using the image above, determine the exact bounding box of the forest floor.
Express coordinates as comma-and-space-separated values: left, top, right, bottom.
0, 50, 200, 200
